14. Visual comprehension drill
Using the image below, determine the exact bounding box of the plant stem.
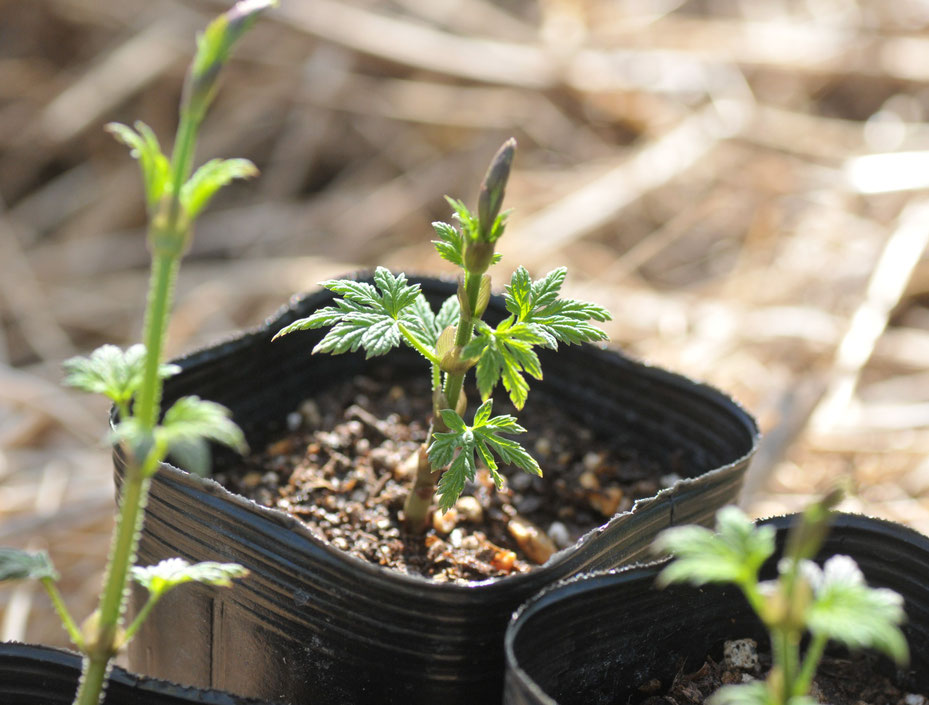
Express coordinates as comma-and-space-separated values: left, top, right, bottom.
794, 632, 828, 697
443, 271, 483, 412
135, 254, 180, 429
122, 593, 161, 645
398, 322, 441, 366
74, 656, 110, 705
41, 578, 84, 650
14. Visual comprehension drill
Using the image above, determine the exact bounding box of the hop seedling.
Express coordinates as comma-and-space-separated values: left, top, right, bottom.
275, 139, 612, 532
655, 492, 908, 705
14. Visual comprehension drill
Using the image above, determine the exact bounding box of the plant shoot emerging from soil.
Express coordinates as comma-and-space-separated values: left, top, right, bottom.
655, 493, 909, 705
275, 140, 612, 532
0, 3, 274, 703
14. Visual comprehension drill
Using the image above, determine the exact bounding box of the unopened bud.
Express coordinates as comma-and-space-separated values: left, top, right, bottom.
465, 240, 496, 274
477, 138, 516, 241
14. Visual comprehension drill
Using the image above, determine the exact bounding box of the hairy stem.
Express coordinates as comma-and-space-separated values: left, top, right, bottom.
41, 578, 84, 650
443, 271, 483, 412
794, 632, 828, 697
74, 655, 110, 705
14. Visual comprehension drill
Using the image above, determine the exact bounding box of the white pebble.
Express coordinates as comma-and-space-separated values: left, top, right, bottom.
905, 695, 928, 705
723, 639, 758, 670
286, 411, 303, 431
660, 473, 683, 487
547, 521, 571, 549
449, 528, 463, 548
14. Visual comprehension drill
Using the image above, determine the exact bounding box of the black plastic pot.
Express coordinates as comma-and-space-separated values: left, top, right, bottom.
504, 513, 929, 705
0, 643, 268, 704
117, 275, 758, 705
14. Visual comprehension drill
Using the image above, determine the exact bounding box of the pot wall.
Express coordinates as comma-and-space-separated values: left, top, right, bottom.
120, 275, 759, 705
0, 643, 268, 704
504, 513, 929, 705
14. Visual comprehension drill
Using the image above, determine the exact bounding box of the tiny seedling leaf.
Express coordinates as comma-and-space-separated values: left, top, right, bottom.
432, 221, 465, 267
158, 396, 247, 459
181, 158, 258, 219
0, 548, 58, 582
655, 506, 776, 589
131, 558, 248, 598
63, 344, 180, 407
428, 400, 539, 511
105, 122, 171, 212
806, 555, 909, 664
709, 682, 815, 705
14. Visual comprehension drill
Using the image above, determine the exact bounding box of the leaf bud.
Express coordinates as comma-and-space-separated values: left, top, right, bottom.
464, 240, 496, 274
478, 138, 516, 241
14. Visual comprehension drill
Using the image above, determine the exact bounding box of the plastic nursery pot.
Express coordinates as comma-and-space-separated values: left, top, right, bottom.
504, 513, 929, 705
115, 274, 758, 705
0, 642, 270, 705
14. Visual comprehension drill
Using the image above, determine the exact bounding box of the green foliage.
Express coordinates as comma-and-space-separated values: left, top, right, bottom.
105, 122, 171, 214
655, 502, 908, 705
131, 558, 248, 599
63, 344, 179, 409
0, 548, 58, 582
181, 158, 258, 219
655, 506, 776, 589
428, 400, 540, 512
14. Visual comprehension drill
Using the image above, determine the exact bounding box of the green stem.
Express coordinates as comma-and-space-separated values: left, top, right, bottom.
443, 271, 483, 412
167, 112, 198, 223
74, 656, 110, 705
134, 254, 179, 429
41, 578, 84, 650
398, 322, 441, 366
122, 593, 161, 645
794, 632, 828, 697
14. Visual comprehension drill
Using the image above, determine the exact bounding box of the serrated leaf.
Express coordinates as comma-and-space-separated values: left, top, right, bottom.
105, 121, 171, 213
428, 403, 539, 510
63, 344, 180, 407
0, 548, 58, 582
157, 396, 247, 468
806, 555, 908, 664
131, 558, 248, 598
656, 507, 776, 588
465, 322, 544, 409
181, 157, 258, 219
512, 267, 611, 347
432, 221, 464, 267
278, 270, 424, 360
504, 266, 533, 319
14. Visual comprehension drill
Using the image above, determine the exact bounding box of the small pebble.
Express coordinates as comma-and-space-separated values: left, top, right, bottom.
660, 473, 683, 487
509, 473, 532, 491
266, 438, 295, 456
260, 472, 279, 488
286, 411, 303, 431
448, 528, 463, 548
461, 535, 480, 550
579, 471, 600, 490
508, 515, 557, 564
433, 508, 458, 534
491, 549, 517, 573
299, 400, 321, 426
723, 639, 758, 670
582, 452, 602, 473
534, 437, 552, 458
905, 695, 929, 705
588, 487, 624, 517
515, 495, 543, 514
547, 521, 571, 548
455, 496, 483, 523
240, 471, 263, 489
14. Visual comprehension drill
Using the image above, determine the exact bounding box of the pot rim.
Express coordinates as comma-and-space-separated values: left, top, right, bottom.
124, 272, 760, 593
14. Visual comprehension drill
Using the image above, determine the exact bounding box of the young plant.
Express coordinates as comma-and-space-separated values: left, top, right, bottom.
274, 139, 612, 532
654, 493, 909, 705
0, 3, 274, 703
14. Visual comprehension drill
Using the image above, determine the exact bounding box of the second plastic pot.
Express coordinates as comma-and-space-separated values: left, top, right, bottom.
118, 275, 758, 705
504, 513, 929, 705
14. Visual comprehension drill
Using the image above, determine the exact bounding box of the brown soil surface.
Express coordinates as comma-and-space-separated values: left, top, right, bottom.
216, 367, 669, 582
640, 642, 926, 705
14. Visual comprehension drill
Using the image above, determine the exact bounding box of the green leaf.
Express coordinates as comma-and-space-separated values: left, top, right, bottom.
159, 396, 246, 453
655, 507, 776, 589
181, 158, 258, 219
275, 269, 424, 360
432, 221, 465, 267
0, 548, 58, 582
806, 555, 909, 665
505, 266, 533, 319
63, 344, 180, 407
428, 401, 539, 511
131, 558, 248, 599
445, 196, 481, 242
466, 321, 545, 409
105, 121, 171, 213
709, 682, 784, 705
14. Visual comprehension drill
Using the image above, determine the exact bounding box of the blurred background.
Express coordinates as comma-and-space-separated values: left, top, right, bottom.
3, 0, 929, 650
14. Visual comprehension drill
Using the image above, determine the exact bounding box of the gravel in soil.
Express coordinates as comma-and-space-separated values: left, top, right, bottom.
216, 366, 676, 582
639, 639, 927, 705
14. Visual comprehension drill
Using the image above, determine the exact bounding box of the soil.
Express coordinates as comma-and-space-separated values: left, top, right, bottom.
215, 366, 675, 582
638, 639, 927, 705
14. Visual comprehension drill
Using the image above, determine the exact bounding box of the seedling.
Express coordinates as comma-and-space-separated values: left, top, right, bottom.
0, 3, 274, 703
654, 493, 909, 705
275, 140, 612, 532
